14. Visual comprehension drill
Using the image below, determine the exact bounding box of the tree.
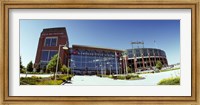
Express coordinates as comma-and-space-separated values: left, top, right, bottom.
20, 56, 25, 73
42, 65, 47, 73
26, 61, 33, 72
46, 54, 61, 78
36, 63, 41, 72
127, 66, 132, 73
156, 60, 163, 70
20, 56, 24, 70
61, 65, 70, 75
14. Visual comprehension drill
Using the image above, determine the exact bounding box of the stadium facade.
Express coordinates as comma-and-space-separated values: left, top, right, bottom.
125, 48, 168, 73
34, 27, 168, 74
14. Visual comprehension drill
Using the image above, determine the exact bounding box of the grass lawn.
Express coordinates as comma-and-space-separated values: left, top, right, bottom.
20, 74, 73, 85
160, 67, 180, 72
136, 67, 180, 74
157, 76, 180, 85
98, 74, 145, 80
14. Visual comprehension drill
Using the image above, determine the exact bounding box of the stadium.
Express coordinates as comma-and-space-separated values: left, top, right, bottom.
125, 48, 168, 73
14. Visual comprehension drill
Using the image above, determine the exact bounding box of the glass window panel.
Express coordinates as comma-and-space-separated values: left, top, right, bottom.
155, 50, 159, 56
40, 62, 48, 68
41, 51, 49, 61
51, 38, 57, 46
143, 49, 148, 56
149, 49, 153, 56
45, 39, 51, 46
49, 51, 57, 61
136, 49, 140, 57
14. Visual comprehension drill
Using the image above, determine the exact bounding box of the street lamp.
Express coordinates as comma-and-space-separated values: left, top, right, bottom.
55, 44, 68, 80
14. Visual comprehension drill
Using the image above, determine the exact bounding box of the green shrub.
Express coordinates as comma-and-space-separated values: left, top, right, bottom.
110, 74, 144, 80
108, 75, 113, 78
57, 75, 67, 80
20, 77, 39, 85
154, 70, 160, 73
36, 80, 63, 85
20, 74, 73, 85
66, 76, 72, 81
125, 75, 132, 80
96, 74, 102, 77
157, 77, 180, 85
156, 61, 163, 70
20, 68, 26, 73
112, 75, 117, 79
117, 75, 126, 80
57, 75, 73, 81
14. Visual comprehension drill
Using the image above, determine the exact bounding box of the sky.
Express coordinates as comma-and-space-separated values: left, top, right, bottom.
20, 20, 180, 66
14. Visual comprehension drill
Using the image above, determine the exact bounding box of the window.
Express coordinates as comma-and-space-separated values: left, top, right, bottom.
44, 37, 57, 46
143, 49, 148, 56
51, 38, 57, 46
135, 49, 141, 57
149, 49, 154, 56
41, 51, 48, 61
49, 51, 57, 60
154, 50, 159, 56
45, 39, 51, 46
41, 50, 57, 62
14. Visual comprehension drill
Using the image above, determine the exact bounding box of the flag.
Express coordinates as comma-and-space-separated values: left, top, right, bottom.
73, 50, 78, 55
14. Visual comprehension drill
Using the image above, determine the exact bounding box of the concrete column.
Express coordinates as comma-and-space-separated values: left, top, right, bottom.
158, 50, 161, 61
142, 54, 145, 69
148, 54, 152, 67
134, 56, 137, 72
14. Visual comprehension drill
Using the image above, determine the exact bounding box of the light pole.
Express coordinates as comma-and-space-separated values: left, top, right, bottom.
71, 59, 76, 75
100, 64, 102, 76
55, 44, 68, 80
110, 65, 112, 75
73, 64, 76, 75
25, 69, 28, 78
95, 65, 98, 75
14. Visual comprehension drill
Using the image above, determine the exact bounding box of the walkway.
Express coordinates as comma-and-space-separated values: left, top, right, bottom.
64, 69, 180, 86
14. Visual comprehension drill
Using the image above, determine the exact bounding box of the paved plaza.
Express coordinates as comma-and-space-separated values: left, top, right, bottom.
64, 69, 180, 86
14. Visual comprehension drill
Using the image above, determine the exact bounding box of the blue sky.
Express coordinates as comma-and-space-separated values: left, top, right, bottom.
20, 20, 180, 66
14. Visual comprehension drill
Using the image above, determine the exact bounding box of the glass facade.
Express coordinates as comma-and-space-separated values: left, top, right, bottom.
160, 50, 166, 57
126, 48, 166, 57
41, 50, 58, 62
70, 49, 120, 74
44, 37, 57, 46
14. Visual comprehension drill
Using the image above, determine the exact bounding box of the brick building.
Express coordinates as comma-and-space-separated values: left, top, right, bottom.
34, 27, 70, 71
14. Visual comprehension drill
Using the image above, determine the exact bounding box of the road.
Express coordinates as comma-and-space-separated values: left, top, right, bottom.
64, 70, 180, 86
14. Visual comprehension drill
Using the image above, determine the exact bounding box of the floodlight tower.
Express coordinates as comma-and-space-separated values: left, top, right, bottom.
130, 41, 144, 73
